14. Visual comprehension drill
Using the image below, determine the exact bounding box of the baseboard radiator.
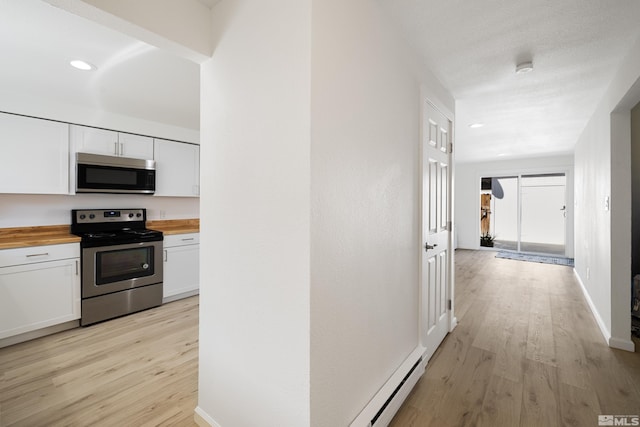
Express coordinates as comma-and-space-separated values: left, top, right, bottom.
350, 349, 426, 427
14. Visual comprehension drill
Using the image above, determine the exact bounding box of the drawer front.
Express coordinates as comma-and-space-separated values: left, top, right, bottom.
164, 233, 199, 248
0, 243, 80, 268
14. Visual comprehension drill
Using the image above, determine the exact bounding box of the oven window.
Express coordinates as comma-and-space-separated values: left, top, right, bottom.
96, 246, 154, 285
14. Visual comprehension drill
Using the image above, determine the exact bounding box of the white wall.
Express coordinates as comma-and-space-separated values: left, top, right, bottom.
573, 33, 640, 351
0, 194, 198, 227
198, 1, 311, 426
310, 1, 452, 425
455, 155, 574, 257
197, 0, 453, 426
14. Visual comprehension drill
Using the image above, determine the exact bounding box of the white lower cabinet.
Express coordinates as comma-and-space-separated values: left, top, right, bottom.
163, 234, 199, 301
0, 244, 80, 340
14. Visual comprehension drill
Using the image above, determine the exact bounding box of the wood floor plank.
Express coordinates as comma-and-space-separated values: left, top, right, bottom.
477, 374, 523, 427
520, 359, 561, 427
431, 346, 496, 426
525, 290, 557, 366
558, 382, 601, 427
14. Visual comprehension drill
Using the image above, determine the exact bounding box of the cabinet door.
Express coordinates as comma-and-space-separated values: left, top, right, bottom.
71, 125, 119, 157
0, 258, 81, 339
118, 133, 154, 160
0, 113, 69, 194
163, 244, 199, 299
154, 139, 200, 197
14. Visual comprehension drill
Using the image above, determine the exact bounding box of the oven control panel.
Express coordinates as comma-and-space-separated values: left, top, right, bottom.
74, 209, 145, 224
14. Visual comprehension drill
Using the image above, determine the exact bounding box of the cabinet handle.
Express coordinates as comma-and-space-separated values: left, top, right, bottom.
114, 142, 118, 155
181, 238, 195, 241
75, 260, 79, 275
120, 142, 124, 156
26, 252, 49, 258
164, 249, 168, 262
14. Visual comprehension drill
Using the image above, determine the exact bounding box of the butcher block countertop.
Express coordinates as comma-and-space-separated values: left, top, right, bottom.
0, 219, 200, 250
0, 225, 80, 250
147, 219, 200, 235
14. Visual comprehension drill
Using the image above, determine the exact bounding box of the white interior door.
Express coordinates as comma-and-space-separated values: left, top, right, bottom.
421, 102, 452, 362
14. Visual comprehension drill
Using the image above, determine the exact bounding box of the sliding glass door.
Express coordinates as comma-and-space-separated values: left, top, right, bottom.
480, 173, 566, 256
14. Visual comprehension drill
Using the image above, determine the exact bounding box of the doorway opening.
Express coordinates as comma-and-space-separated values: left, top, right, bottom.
480, 173, 566, 256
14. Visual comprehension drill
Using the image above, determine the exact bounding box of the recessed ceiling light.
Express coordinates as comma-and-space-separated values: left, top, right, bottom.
469, 123, 484, 128
516, 61, 533, 74
70, 60, 96, 71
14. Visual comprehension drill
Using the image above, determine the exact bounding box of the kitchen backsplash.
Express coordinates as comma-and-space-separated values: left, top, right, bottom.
0, 193, 199, 228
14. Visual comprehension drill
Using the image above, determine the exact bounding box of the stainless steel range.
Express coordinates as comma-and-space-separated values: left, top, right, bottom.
71, 208, 163, 326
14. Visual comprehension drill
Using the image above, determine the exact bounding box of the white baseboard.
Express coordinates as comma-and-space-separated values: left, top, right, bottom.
163, 289, 199, 304
609, 336, 635, 352
194, 406, 220, 427
0, 320, 79, 348
449, 315, 458, 332
573, 268, 611, 344
349, 346, 426, 426
572, 268, 635, 352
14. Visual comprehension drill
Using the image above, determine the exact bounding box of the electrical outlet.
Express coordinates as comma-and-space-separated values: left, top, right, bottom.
160, 210, 166, 219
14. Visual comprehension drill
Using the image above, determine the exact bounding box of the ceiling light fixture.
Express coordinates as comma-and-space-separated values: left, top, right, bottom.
515, 61, 533, 74
469, 123, 484, 128
70, 60, 96, 71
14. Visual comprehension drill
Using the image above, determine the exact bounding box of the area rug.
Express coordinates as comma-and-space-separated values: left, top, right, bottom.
495, 251, 575, 267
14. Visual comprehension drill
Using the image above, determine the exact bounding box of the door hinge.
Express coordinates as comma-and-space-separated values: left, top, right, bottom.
448, 142, 453, 154
448, 299, 452, 310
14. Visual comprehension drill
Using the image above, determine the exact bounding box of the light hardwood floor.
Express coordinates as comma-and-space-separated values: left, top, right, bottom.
2, 251, 639, 427
391, 249, 640, 426
0, 297, 199, 427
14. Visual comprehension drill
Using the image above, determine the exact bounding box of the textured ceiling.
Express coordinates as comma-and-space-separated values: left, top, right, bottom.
380, 0, 640, 162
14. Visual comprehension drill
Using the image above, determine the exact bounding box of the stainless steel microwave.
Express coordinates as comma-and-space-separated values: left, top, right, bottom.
76, 152, 156, 194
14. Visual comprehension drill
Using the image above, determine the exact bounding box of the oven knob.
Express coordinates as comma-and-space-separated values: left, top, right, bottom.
142, 263, 149, 269
79, 214, 86, 220
129, 213, 134, 218
89, 214, 95, 219
136, 213, 142, 217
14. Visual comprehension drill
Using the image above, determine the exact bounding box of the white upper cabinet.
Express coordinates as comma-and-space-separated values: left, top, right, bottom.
154, 139, 200, 197
118, 133, 155, 159
0, 113, 69, 195
70, 125, 153, 160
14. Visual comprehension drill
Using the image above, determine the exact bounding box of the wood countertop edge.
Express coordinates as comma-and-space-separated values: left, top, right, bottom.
147, 219, 199, 235
159, 228, 200, 235
0, 219, 199, 250
0, 236, 82, 250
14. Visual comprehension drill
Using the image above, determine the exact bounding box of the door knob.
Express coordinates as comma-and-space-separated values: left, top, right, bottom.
425, 243, 438, 251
